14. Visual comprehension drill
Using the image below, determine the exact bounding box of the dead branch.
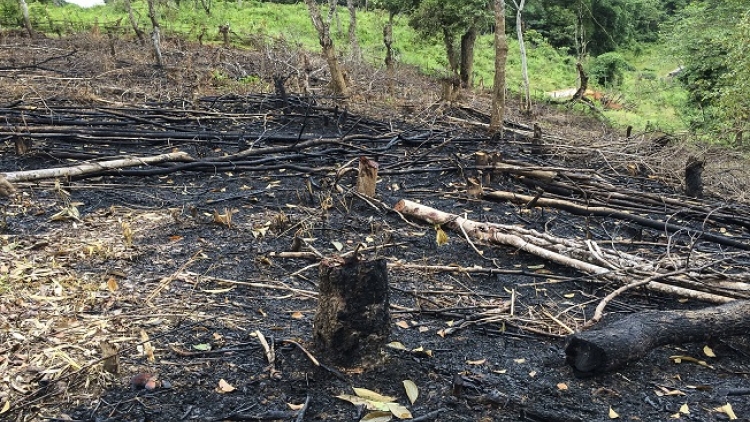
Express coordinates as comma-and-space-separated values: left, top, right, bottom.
2, 151, 191, 183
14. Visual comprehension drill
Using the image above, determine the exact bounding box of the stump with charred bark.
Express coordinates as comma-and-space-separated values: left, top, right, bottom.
314, 257, 390, 365
685, 156, 704, 198
565, 300, 750, 377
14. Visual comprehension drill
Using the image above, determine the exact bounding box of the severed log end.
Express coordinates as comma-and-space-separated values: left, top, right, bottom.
0, 176, 16, 198
565, 300, 750, 377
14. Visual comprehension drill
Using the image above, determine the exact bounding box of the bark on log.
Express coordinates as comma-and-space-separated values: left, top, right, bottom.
314, 257, 390, 365
1, 151, 191, 183
356, 156, 378, 198
565, 300, 750, 377
685, 156, 704, 199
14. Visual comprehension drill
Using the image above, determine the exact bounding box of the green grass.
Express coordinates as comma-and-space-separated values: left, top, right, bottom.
19, 0, 684, 132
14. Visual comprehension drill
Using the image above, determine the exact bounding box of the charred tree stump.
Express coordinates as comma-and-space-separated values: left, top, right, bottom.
356, 156, 378, 198
14, 137, 32, 155
314, 257, 390, 365
685, 156, 704, 198
565, 300, 750, 378
530, 123, 544, 155
475, 151, 490, 185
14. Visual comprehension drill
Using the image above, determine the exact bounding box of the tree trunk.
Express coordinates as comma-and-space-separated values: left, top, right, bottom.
442, 28, 459, 79
459, 26, 477, 89
490, 0, 508, 132
147, 0, 164, 67
314, 257, 390, 365
18, 0, 33, 37
513, 0, 531, 113
346, 0, 361, 60
565, 300, 750, 377
304, 0, 348, 96
383, 12, 394, 93
125, 0, 146, 43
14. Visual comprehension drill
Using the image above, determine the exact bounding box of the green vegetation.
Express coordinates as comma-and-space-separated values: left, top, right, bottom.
5, 0, 742, 137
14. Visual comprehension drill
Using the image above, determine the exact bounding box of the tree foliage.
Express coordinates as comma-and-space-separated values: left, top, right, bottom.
667, 0, 749, 141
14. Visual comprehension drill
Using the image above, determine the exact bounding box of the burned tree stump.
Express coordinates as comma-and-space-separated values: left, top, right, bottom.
314, 257, 390, 365
530, 123, 545, 155
685, 156, 704, 198
356, 156, 378, 198
565, 300, 750, 378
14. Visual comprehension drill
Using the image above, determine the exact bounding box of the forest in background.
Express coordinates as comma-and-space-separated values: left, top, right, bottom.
1, 0, 749, 145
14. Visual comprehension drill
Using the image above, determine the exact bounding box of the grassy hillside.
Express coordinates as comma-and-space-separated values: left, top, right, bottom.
25, 0, 684, 131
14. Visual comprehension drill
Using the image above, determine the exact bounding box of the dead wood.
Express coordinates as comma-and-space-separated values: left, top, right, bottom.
1, 151, 191, 183
393, 199, 740, 303
483, 189, 750, 251
565, 300, 750, 377
314, 257, 390, 365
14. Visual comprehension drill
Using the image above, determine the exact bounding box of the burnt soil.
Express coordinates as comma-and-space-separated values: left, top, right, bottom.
2, 33, 750, 422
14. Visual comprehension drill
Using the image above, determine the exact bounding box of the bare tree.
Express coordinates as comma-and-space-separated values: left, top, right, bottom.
304, 0, 348, 96
346, 0, 361, 60
490, 0, 508, 132
511, 0, 530, 113
125, 0, 146, 44
18, 0, 33, 37
147, 0, 164, 67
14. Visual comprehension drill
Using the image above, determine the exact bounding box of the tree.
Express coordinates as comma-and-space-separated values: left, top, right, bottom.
146, 0, 163, 67
304, 0, 348, 96
409, 0, 492, 89
667, 0, 748, 142
490, 0, 507, 132
510, 0, 530, 113
346, 0, 361, 60
18, 0, 32, 37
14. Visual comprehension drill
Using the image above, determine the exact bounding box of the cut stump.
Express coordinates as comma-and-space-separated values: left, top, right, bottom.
565, 300, 750, 377
314, 257, 390, 365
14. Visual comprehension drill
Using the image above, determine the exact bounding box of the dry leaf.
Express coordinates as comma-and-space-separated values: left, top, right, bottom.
703, 345, 716, 358
386, 402, 412, 419
609, 406, 619, 419
291, 311, 304, 319
435, 225, 448, 246
466, 358, 487, 365
217, 379, 236, 393
386, 342, 407, 350
360, 411, 393, 422
403, 380, 418, 404
670, 355, 714, 369
287, 402, 305, 411
106, 277, 118, 292
352, 387, 397, 403
1, 400, 10, 414
679, 403, 690, 415
715, 403, 737, 420
332, 240, 344, 251
557, 383, 568, 390
395, 320, 410, 329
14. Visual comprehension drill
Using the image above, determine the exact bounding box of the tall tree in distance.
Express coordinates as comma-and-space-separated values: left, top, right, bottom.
490, 0, 507, 132
409, 0, 491, 90
346, 0, 361, 60
304, 0, 348, 96
147, 0, 163, 67
510, 0, 530, 113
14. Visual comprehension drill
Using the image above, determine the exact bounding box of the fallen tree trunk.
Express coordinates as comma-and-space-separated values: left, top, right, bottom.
483, 190, 750, 251
565, 300, 750, 377
393, 199, 736, 303
1, 151, 191, 183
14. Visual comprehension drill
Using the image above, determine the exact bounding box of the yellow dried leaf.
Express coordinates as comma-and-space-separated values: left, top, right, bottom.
466, 358, 487, 365
435, 225, 449, 246
514, 358, 526, 364
557, 383, 568, 390
529, 371, 537, 377
361, 411, 393, 422
217, 379, 236, 393
715, 403, 737, 420
609, 406, 619, 419
703, 345, 716, 358
1, 400, 10, 414
352, 388, 397, 403
106, 277, 118, 292
403, 380, 418, 404
396, 320, 410, 329
563, 293, 575, 298
287, 402, 305, 411
679, 403, 690, 415
386, 402, 412, 419
291, 311, 304, 319
332, 241, 344, 251
386, 342, 407, 350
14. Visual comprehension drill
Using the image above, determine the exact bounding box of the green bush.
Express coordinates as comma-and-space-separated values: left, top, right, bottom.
588, 52, 633, 87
